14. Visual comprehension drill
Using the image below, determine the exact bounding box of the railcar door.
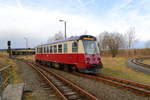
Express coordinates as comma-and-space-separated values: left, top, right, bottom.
71, 41, 78, 64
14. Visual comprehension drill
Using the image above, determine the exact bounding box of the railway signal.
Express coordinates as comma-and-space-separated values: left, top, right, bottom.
7, 41, 11, 58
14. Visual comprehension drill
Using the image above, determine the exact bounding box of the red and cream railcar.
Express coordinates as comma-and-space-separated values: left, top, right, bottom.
35, 35, 103, 73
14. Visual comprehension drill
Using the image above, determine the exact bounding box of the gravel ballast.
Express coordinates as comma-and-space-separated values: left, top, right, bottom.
50, 68, 150, 100
15, 60, 58, 100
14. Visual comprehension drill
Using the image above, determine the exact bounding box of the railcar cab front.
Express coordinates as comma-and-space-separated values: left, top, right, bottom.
79, 35, 103, 73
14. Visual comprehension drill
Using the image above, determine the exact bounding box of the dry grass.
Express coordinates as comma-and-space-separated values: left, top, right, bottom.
16, 55, 35, 62
143, 59, 150, 65
101, 56, 150, 85
0, 51, 22, 84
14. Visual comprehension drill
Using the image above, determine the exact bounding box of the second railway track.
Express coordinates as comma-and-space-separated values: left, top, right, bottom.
131, 57, 150, 69
21, 59, 98, 100
72, 72, 150, 96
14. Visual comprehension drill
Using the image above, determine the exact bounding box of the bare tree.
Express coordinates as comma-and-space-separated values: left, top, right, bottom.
98, 32, 125, 57
98, 31, 109, 51
47, 31, 64, 42
125, 27, 137, 55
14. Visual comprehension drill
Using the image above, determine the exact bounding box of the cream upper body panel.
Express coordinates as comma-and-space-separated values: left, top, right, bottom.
36, 40, 85, 54
78, 40, 84, 53
67, 41, 72, 53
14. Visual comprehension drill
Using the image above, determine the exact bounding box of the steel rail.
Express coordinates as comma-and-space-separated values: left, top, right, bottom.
72, 72, 150, 96
28, 63, 68, 100
32, 62, 98, 100
131, 58, 150, 69
96, 74, 150, 91
21, 60, 98, 100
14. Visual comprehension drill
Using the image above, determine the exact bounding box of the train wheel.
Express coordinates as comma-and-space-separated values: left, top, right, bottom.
49, 62, 52, 68
72, 65, 79, 72
59, 64, 64, 70
68, 65, 73, 72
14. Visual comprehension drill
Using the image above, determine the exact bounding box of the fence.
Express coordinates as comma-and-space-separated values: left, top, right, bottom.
0, 65, 12, 97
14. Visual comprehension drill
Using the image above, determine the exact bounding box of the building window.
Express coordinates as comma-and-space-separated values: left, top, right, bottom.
50, 46, 53, 53
72, 41, 78, 53
58, 44, 62, 53
54, 45, 57, 53
64, 43, 67, 53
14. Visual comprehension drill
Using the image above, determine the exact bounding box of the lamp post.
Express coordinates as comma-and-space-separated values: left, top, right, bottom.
59, 20, 66, 38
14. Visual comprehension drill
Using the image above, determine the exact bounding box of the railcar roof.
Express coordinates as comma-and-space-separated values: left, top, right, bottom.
37, 35, 96, 47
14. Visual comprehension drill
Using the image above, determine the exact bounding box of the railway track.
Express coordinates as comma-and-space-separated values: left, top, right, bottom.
32, 61, 150, 97
131, 58, 150, 69
70, 71, 150, 96
18, 58, 150, 97
71, 72, 150, 96
22, 60, 98, 100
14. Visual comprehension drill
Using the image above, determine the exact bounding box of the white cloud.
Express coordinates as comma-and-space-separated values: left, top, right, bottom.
16, 0, 23, 8
0, 0, 150, 48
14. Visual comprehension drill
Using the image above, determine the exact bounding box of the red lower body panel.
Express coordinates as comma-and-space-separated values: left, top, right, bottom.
35, 53, 103, 73
35, 53, 86, 69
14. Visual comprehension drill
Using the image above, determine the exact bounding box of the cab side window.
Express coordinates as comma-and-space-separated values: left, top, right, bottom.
72, 41, 78, 53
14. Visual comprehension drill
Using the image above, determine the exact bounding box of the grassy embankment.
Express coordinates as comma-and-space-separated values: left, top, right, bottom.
0, 52, 33, 100
0, 51, 22, 84
101, 56, 150, 85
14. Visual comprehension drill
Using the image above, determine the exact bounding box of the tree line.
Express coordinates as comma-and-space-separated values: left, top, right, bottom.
98, 27, 150, 57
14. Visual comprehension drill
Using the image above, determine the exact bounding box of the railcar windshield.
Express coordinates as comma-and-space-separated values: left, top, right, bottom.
83, 40, 99, 54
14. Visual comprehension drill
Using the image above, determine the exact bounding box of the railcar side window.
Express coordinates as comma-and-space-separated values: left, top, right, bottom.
64, 43, 67, 53
50, 46, 53, 53
72, 42, 78, 53
42, 47, 44, 53
58, 44, 62, 53
54, 45, 57, 53
46, 46, 49, 53
44, 46, 46, 53
40, 47, 42, 53
38, 48, 39, 53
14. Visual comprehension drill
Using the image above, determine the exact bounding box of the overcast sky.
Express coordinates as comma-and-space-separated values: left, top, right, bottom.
0, 0, 150, 49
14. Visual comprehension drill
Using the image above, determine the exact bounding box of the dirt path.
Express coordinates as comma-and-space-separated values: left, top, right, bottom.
15, 60, 58, 100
